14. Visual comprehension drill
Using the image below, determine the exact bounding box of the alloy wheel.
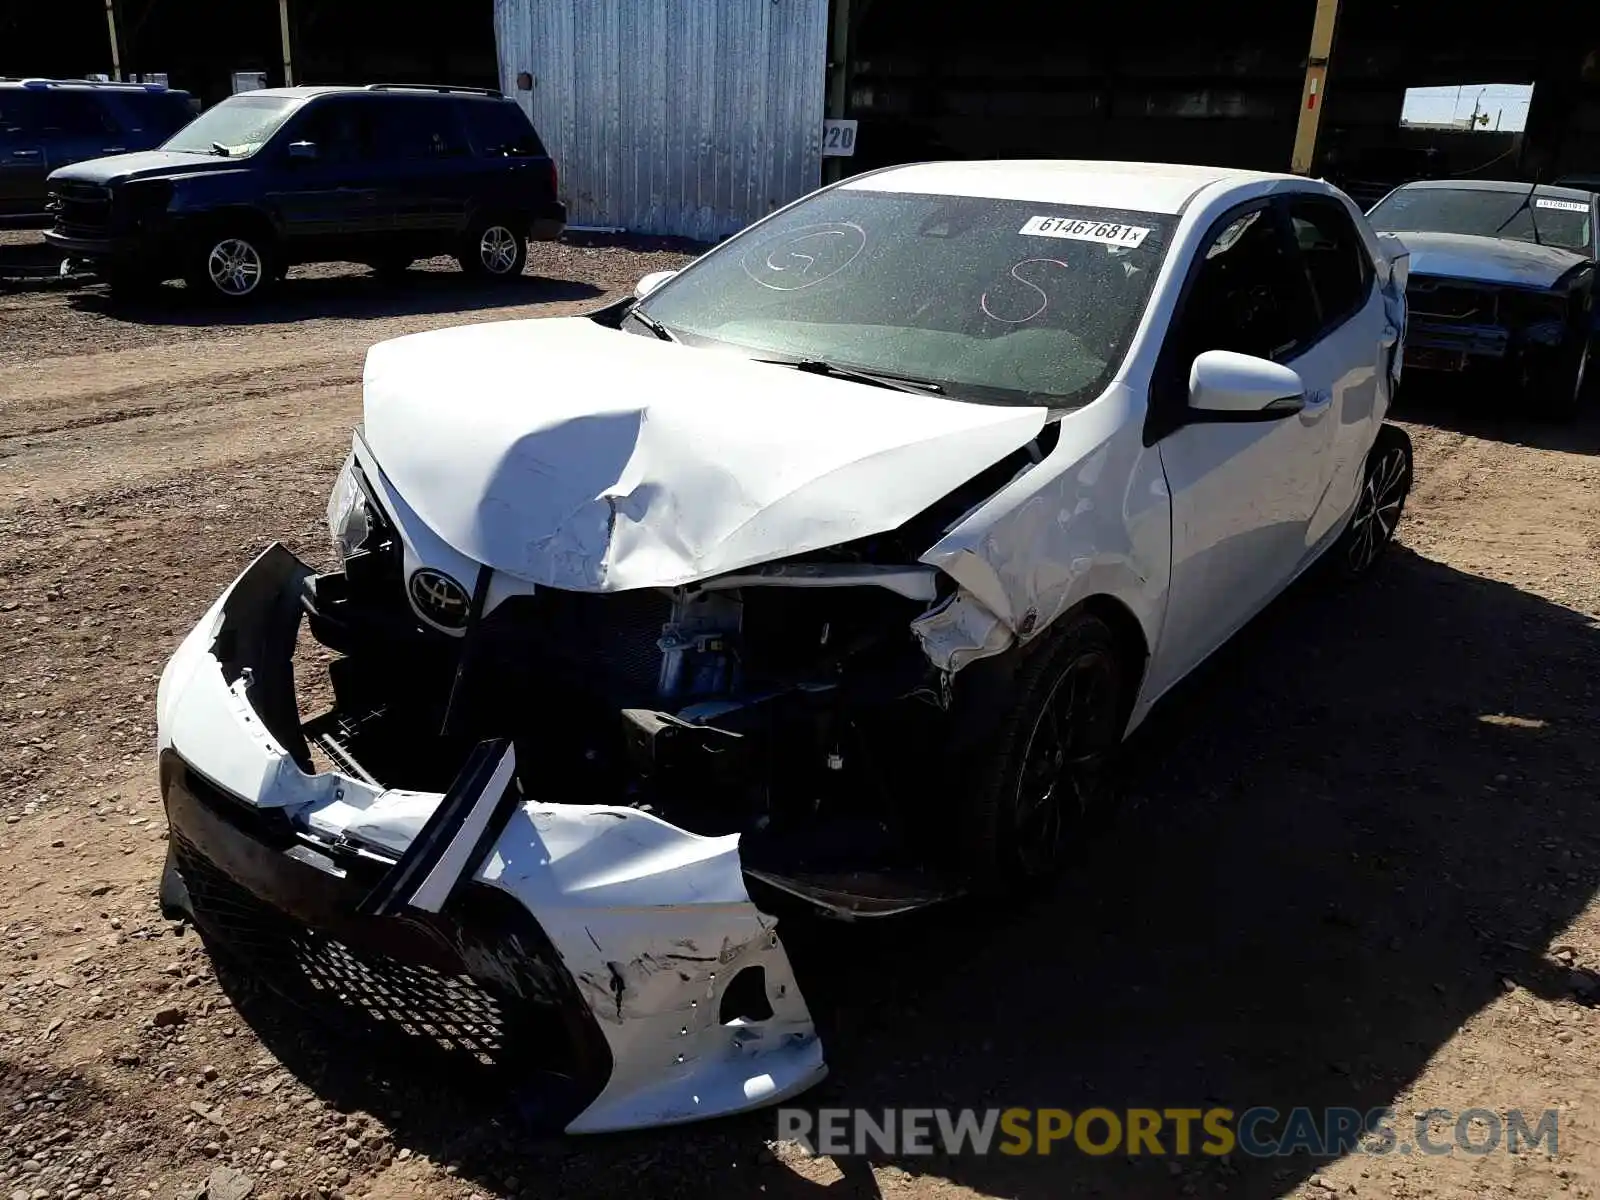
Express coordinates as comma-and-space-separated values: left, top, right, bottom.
1011, 651, 1119, 878
478, 225, 521, 275
1346, 444, 1410, 573
206, 238, 264, 297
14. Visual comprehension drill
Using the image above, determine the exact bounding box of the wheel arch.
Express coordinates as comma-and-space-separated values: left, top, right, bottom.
183, 205, 280, 247
1076, 593, 1150, 726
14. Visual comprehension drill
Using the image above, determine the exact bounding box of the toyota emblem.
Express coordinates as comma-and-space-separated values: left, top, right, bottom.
408, 568, 471, 628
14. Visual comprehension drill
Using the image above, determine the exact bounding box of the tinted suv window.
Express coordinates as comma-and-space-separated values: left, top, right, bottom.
116, 91, 194, 136
463, 100, 546, 157
0, 91, 37, 136
1174, 206, 1317, 365
373, 99, 467, 160
1289, 198, 1370, 330
40, 92, 116, 135
294, 98, 378, 164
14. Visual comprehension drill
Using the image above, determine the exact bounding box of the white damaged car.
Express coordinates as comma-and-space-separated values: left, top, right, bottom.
155, 161, 1411, 1133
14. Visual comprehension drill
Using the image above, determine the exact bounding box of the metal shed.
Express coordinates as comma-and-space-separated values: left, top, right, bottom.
494, 0, 828, 241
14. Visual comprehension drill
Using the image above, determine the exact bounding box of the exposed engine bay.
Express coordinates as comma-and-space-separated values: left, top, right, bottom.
297, 425, 1058, 916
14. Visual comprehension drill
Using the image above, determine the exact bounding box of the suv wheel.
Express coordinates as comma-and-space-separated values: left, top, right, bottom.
459, 218, 527, 279
186, 232, 274, 302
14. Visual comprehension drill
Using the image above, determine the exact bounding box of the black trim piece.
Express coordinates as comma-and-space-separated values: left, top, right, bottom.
356, 737, 513, 918
441, 772, 527, 916
440, 563, 494, 737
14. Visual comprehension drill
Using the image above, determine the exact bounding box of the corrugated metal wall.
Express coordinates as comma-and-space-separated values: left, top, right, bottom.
494, 0, 826, 241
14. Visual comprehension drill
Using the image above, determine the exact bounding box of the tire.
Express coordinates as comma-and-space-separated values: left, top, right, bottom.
955, 611, 1128, 888
184, 230, 275, 302
1332, 422, 1413, 579
1537, 336, 1590, 421
457, 216, 527, 280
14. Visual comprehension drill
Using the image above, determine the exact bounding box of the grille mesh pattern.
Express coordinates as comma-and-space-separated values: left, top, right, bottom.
172, 834, 508, 1066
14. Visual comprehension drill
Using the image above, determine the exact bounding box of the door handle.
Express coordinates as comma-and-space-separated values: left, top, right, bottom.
11, 148, 40, 157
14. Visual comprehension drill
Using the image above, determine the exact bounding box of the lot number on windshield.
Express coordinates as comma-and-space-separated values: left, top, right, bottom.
1019, 215, 1151, 247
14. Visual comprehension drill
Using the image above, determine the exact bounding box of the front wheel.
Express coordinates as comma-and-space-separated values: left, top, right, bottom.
458, 217, 527, 280
957, 612, 1128, 887
1333, 422, 1413, 578
184, 231, 275, 302
1537, 336, 1590, 421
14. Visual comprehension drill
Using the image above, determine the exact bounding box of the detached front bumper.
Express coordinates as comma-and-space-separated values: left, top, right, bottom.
155, 545, 825, 1133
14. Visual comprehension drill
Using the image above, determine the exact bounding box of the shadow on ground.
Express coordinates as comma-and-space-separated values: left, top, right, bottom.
1394, 374, 1600, 453
211, 545, 1600, 1199
57, 269, 604, 326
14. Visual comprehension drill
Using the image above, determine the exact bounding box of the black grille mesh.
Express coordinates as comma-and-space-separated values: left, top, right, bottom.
172, 833, 510, 1066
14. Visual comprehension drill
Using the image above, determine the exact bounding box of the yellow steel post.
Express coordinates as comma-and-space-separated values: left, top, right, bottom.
1290, 0, 1342, 175
104, 0, 123, 81
278, 0, 295, 87
823, 0, 851, 184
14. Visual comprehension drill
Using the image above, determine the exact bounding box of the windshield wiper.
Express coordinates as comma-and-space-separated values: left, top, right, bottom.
623, 305, 675, 342
752, 357, 944, 394
209, 141, 232, 158
1496, 176, 1543, 245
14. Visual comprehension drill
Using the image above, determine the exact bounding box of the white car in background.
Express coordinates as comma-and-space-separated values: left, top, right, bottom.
154, 161, 1411, 1133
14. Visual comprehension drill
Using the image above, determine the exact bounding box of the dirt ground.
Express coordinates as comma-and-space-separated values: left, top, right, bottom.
3, 228, 1600, 1200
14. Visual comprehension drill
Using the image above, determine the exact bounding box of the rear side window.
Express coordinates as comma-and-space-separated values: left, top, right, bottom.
1288, 198, 1371, 331
40, 92, 117, 135
373, 99, 468, 160
463, 100, 546, 157
0, 91, 38, 136
115, 91, 194, 136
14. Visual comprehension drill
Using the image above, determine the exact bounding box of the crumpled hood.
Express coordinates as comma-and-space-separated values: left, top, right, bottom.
361, 318, 1049, 591
48, 150, 243, 187
1398, 231, 1587, 290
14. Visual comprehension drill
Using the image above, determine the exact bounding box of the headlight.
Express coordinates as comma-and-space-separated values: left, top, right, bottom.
326, 454, 373, 563
121, 179, 173, 226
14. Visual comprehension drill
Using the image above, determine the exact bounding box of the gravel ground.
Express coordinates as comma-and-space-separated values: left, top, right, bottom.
3, 230, 1600, 1200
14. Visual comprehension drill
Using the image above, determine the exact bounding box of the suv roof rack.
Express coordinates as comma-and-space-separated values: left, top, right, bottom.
16, 77, 170, 91
364, 83, 502, 98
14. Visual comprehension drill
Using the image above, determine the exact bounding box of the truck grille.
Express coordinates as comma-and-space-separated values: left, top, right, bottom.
1407, 276, 1498, 323
50, 181, 113, 237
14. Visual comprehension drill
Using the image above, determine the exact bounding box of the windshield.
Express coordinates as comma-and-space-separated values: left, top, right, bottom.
636, 188, 1177, 407
162, 95, 299, 157
1368, 186, 1593, 256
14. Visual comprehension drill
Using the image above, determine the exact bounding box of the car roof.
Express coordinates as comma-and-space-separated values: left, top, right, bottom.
1392, 178, 1595, 204
240, 85, 505, 103
842, 160, 1298, 215
0, 79, 190, 96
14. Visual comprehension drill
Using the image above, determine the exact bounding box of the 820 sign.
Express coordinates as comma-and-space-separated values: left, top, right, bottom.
822, 119, 858, 157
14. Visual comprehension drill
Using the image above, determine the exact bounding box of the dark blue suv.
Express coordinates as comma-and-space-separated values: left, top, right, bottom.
44, 84, 565, 301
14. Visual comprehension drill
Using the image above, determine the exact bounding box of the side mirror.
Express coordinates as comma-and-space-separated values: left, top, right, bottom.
1188, 350, 1305, 418
634, 269, 678, 300
287, 140, 318, 161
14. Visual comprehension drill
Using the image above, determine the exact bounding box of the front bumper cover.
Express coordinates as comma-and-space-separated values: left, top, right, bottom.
155, 544, 826, 1133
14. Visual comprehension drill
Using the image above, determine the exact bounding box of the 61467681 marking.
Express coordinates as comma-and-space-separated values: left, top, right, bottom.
1019, 215, 1152, 247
